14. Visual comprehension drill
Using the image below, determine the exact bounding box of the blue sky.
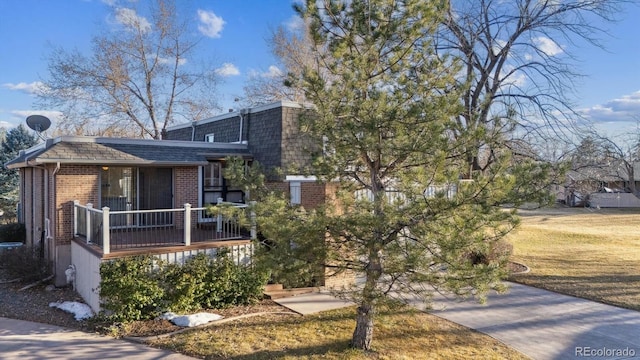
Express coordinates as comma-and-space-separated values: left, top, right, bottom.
0, 0, 639, 134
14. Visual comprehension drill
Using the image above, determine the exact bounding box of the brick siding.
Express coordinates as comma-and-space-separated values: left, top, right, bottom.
55, 165, 100, 244
174, 167, 199, 229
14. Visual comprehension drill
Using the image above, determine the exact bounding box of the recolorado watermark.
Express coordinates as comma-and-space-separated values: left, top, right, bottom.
575, 346, 635, 358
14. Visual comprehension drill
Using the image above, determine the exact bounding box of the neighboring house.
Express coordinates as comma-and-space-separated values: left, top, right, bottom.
565, 162, 640, 207
5, 101, 343, 313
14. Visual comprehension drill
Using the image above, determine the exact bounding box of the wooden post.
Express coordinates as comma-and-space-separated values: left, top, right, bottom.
102, 207, 110, 255
184, 203, 191, 246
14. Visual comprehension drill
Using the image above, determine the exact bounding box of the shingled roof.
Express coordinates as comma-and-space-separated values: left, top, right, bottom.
5, 136, 251, 169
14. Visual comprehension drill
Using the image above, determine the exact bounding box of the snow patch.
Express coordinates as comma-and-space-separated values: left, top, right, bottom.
160, 312, 223, 327
49, 301, 94, 321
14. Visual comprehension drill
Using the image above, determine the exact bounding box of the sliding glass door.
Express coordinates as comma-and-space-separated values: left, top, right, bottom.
101, 166, 173, 227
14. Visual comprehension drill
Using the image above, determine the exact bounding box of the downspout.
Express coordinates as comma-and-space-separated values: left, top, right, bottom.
191, 121, 197, 141
238, 110, 244, 143
238, 108, 250, 143
49, 162, 60, 276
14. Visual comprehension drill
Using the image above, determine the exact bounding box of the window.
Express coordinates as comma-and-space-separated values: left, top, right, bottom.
290, 181, 301, 205
204, 162, 222, 187
204, 133, 215, 143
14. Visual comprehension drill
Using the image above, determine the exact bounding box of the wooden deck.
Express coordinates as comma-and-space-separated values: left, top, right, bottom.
76, 225, 250, 255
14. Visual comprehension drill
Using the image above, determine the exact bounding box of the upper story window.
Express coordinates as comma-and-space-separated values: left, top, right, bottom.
290, 181, 301, 205
204, 133, 215, 143
204, 162, 222, 187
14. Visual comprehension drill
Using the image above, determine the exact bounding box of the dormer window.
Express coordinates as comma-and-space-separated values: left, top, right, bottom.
204, 133, 215, 143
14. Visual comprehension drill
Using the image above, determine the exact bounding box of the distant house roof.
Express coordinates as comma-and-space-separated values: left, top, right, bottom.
567, 162, 640, 183
5, 136, 251, 169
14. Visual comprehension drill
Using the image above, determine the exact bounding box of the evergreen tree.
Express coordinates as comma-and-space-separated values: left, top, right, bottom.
0, 125, 38, 222
233, 0, 554, 351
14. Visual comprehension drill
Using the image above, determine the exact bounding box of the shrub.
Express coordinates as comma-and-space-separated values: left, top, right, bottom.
467, 239, 513, 266
0, 223, 26, 243
198, 251, 269, 309
0, 244, 51, 282
99, 255, 165, 322
99, 251, 268, 322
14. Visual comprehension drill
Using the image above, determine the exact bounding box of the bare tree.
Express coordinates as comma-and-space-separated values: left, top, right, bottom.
251, 1, 625, 172
439, 0, 624, 175
577, 129, 640, 194
242, 21, 327, 106
38, 0, 220, 139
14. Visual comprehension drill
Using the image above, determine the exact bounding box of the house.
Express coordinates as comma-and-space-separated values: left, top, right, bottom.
565, 162, 640, 207
6, 101, 344, 313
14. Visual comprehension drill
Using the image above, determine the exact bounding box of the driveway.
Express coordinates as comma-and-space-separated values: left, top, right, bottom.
425, 282, 640, 360
0, 317, 196, 360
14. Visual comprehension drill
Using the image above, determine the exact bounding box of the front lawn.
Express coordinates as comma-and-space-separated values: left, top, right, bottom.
149, 306, 529, 359
509, 207, 640, 310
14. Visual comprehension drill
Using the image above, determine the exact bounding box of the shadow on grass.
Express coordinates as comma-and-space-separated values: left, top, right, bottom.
204, 340, 354, 360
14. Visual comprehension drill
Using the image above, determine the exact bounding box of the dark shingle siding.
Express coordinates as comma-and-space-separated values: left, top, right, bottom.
247, 107, 283, 172
163, 104, 320, 180
165, 117, 242, 143
163, 127, 192, 141
281, 107, 316, 173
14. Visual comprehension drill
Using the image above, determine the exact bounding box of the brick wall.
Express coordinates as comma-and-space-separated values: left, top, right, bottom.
55, 165, 100, 244
22, 168, 33, 245
174, 167, 199, 229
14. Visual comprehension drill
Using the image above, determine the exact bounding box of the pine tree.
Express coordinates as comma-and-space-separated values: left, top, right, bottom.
0, 125, 38, 222
237, 0, 554, 351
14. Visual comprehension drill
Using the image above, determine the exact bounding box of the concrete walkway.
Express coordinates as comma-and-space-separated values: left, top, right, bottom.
2, 282, 639, 360
0, 317, 196, 360
277, 282, 640, 360
274, 291, 354, 315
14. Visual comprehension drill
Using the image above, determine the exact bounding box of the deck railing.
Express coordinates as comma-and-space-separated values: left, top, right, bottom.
73, 200, 256, 255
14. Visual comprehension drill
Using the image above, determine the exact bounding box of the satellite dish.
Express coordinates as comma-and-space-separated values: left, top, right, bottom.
26, 115, 51, 132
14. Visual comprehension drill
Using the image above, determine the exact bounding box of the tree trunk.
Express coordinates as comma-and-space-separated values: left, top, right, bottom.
351, 302, 374, 350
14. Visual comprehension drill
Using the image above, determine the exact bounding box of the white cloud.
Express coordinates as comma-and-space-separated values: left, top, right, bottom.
263, 65, 283, 78
533, 36, 563, 56
158, 57, 187, 66
0, 121, 13, 129
11, 110, 63, 125
3, 82, 46, 95
197, 9, 225, 38
248, 66, 283, 79
284, 15, 304, 32
215, 63, 240, 77
580, 91, 640, 123
101, 0, 117, 6
498, 65, 527, 88
492, 39, 508, 56
115, 7, 151, 33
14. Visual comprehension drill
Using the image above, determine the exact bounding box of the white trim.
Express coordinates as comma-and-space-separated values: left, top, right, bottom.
44, 136, 248, 150
285, 175, 317, 182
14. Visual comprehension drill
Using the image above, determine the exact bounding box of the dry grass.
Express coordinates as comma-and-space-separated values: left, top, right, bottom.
149, 306, 529, 360
509, 207, 640, 310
